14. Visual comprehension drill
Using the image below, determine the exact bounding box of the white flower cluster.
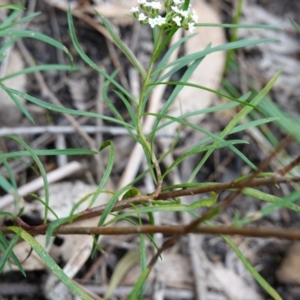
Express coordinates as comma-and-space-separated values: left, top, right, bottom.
130, 0, 198, 33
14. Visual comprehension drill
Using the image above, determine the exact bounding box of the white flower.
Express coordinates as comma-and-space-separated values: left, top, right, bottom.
171, 5, 188, 17
171, 5, 181, 14
191, 9, 198, 22
188, 22, 195, 33
138, 13, 148, 21
156, 15, 166, 26
148, 17, 158, 28
130, 6, 139, 12
172, 15, 182, 26
173, 0, 183, 4
146, 1, 162, 10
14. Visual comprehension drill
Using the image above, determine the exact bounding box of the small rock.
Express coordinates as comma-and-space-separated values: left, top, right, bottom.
277, 242, 300, 284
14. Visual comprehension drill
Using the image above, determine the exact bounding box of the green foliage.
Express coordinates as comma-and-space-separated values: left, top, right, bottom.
0, 2, 298, 300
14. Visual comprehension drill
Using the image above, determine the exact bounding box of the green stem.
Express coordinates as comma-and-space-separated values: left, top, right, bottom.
136, 30, 164, 185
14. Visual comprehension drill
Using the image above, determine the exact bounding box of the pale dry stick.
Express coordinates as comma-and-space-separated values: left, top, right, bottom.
117, 29, 183, 190
128, 67, 140, 101
0, 161, 83, 210
0, 112, 95, 177
0, 125, 179, 137
55, 133, 68, 167
16, 40, 114, 189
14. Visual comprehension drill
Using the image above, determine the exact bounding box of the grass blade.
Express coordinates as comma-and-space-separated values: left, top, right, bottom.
189, 69, 282, 181
1, 85, 134, 128
5, 135, 50, 223
0, 230, 22, 274
96, 11, 145, 78
8, 227, 93, 299
0, 30, 72, 63
153, 38, 279, 75
223, 235, 282, 300
0, 148, 96, 159
0, 64, 79, 82
67, 8, 135, 102
89, 141, 114, 208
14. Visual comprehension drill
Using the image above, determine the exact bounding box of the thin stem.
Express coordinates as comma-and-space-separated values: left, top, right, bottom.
136, 29, 164, 188
4, 225, 300, 241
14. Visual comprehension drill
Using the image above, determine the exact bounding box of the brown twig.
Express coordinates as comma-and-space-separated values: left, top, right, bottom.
277, 153, 300, 176
7, 175, 300, 233
3, 225, 300, 241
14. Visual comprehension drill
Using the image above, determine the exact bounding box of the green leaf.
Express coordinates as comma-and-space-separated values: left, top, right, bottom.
234, 189, 300, 227
4, 89, 34, 123
67, 8, 135, 102
189, 69, 282, 181
147, 111, 253, 169
152, 33, 196, 83
45, 216, 76, 247
31, 194, 59, 220
1, 158, 17, 189
0, 148, 97, 159
0, 9, 21, 28
105, 197, 217, 225
0, 230, 26, 277
149, 81, 259, 109
88, 141, 114, 207
0, 12, 40, 31
289, 17, 300, 33
129, 268, 151, 300
8, 227, 93, 299
5, 135, 50, 223
223, 235, 282, 300
0, 4, 23, 10
0, 230, 23, 274
0, 64, 79, 82
196, 23, 282, 30
150, 57, 203, 147
163, 139, 247, 179
153, 38, 279, 75
122, 187, 141, 200
104, 251, 140, 299
1, 85, 134, 128
0, 30, 73, 63
155, 101, 239, 132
